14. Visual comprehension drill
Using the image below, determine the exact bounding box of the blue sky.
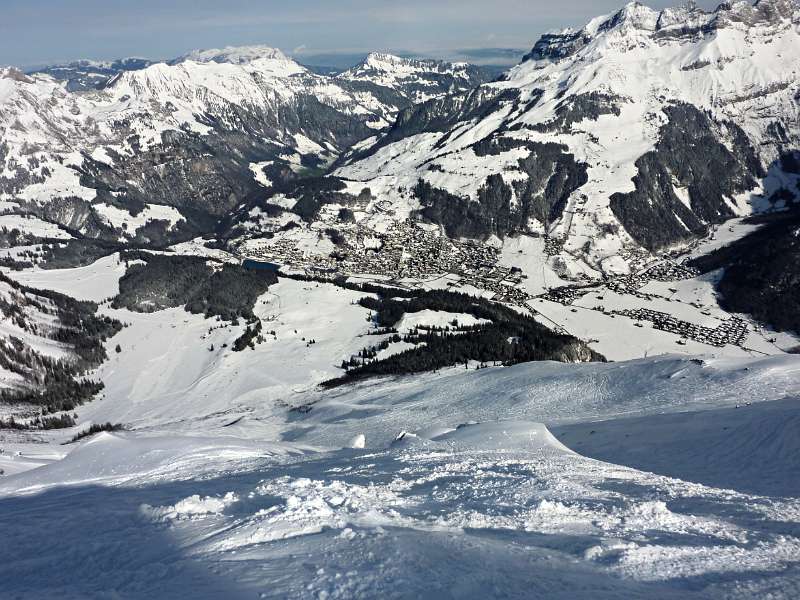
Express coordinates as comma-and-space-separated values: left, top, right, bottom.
5, 0, 722, 68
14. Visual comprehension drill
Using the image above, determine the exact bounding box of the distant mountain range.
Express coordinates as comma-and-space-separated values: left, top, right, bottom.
30, 58, 155, 92
1, 48, 491, 250
27, 48, 514, 90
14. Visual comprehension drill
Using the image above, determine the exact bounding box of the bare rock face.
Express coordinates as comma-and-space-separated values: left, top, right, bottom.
0, 68, 34, 84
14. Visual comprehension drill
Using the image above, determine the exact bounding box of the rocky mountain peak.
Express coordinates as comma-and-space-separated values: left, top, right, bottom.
524, 0, 798, 63
363, 52, 408, 67
0, 67, 32, 84
598, 2, 661, 33
345, 52, 455, 77
336, 53, 490, 105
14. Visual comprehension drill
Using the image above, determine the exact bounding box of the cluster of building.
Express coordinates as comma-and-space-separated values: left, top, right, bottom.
341, 220, 500, 281
606, 260, 698, 296
612, 307, 748, 347
244, 236, 338, 273
243, 219, 511, 287
238, 215, 751, 349
491, 281, 532, 306
543, 235, 565, 257
540, 285, 592, 305
240, 218, 546, 309
641, 262, 700, 282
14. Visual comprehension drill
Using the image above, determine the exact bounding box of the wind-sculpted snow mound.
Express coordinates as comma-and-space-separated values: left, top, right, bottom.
417, 421, 575, 453
140, 491, 239, 522
553, 395, 800, 496
0, 432, 313, 495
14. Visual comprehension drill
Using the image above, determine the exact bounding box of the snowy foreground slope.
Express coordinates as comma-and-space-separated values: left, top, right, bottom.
1, 260, 800, 598
3, 413, 800, 599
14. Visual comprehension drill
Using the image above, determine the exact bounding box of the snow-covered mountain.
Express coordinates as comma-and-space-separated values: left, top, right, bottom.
0, 47, 487, 249
29, 58, 154, 91
330, 0, 799, 275
338, 52, 493, 105
208, 0, 800, 348
170, 45, 295, 66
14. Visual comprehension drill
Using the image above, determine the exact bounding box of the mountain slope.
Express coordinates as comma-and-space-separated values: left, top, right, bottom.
331, 0, 799, 275
0, 48, 487, 254
0, 271, 121, 420
2, 350, 800, 598
690, 208, 800, 334
338, 52, 494, 106
29, 58, 154, 91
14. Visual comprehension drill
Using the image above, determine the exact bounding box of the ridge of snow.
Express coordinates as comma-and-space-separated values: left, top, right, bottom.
339, 52, 474, 84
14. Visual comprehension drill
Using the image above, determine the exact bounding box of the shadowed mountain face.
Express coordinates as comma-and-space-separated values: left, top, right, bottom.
609, 103, 764, 251
690, 206, 800, 335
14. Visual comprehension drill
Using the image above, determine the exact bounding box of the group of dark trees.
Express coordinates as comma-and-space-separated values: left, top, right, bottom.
113, 252, 277, 321
0, 273, 122, 416
0, 223, 108, 271
690, 209, 800, 334
324, 289, 603, 387
278, 176, 356, 221
279, 270, 417, 298
233, 320, 263, 352
0, 413, 76, 431
0, 378, 106, 415
38, 239, 125, 270
68, 422, 124, 443
341, 333, 403, 369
